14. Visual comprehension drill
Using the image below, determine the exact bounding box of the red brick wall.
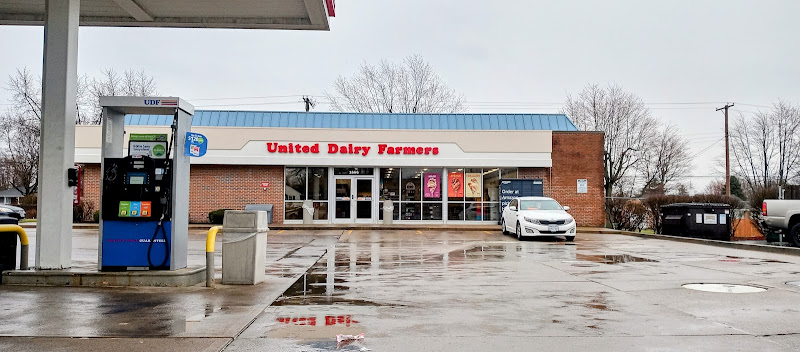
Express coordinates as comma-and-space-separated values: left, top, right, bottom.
80, 164, 284, 224
519, 132, 605, 226
80, 164, 102, 214
189, 165, 284, 223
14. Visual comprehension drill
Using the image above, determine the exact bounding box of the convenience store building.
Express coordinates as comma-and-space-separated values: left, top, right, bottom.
74, 111, 605, 226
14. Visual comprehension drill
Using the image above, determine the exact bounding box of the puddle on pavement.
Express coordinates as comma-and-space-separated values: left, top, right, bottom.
682, 283, 767, 293
720, 256, 790, 265
786, 281, 800, 288
576, 254, 658, 264
273, 242, 583, 306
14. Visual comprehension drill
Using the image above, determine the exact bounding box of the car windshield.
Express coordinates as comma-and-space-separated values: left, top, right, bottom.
519, 200, 562, 210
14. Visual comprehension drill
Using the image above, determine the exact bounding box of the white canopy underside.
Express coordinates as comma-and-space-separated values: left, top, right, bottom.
0, 0, 331, 30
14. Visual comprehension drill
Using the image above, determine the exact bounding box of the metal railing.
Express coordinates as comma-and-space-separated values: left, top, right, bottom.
0, 224, 29, 270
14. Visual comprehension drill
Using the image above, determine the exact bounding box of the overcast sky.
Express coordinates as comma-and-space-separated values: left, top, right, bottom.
1, 0, 799, 192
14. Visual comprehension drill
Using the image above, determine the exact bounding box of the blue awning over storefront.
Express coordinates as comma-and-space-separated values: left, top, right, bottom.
124, 111, 578, 131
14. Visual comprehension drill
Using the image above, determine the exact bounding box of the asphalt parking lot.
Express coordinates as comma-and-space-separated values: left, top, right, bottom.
2, 229, 800, 351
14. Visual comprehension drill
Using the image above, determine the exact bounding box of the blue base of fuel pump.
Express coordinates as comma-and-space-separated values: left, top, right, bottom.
101, 220, 171, 270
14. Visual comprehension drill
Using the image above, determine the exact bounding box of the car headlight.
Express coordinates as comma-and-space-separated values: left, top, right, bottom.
564, 218, 574, 225
523, 216, 540, 224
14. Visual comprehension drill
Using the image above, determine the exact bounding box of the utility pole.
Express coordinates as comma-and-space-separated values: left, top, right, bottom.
717, 103, 734, 197
302, 96, 315, 112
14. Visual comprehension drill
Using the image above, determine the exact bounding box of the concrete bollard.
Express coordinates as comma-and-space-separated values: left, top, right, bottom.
302, 200, 313, 224
383, 200, 394, 225
221, 210, 268, 285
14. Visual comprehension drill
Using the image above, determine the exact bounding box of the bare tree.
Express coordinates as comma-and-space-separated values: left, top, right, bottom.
0, 68, 42, 195
327, 55, 465, 113
638, 124, 693, 194
86, 68, 158, 124
0, 67, 158, 195
730, 101, 800, 190
563, 84, 658, 198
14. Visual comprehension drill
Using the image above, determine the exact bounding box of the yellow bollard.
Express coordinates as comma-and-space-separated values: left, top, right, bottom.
0, 224, 29, 270
206, 226, 222, 287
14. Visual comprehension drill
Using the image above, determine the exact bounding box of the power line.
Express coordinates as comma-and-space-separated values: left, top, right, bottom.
193, 101, 300, 107
188, 95, 325, 101
690, 137, 725, 158
737, 103, 771, 109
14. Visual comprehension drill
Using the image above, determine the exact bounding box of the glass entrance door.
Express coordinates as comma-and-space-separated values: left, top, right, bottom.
333, 176, 375, 223
355, 178, 373, 222
334, 179, 352, 220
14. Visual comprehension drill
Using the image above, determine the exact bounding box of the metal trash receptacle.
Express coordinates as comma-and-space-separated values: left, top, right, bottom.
222, 210, 268, 285
244, 204, 273, 224
0, 216, 19, 274
661, 203, 731, 240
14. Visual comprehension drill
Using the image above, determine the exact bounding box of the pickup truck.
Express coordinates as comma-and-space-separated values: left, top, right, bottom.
762, 199, 800, 245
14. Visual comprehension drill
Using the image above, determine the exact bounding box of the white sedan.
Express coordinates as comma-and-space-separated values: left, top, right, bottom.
501, 196, 576, 241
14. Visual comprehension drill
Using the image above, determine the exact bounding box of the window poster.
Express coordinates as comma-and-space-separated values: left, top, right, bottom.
448, 172, 464, 198
465, 173, 482, 198
424, 173, 441, 198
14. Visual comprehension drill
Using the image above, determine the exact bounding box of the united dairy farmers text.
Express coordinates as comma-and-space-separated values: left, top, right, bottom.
266, 142, 439, 156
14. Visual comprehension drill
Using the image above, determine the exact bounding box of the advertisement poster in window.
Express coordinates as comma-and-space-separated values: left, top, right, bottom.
424, 173, 440, 198
448, 172, 464, 198
465, 173, 482, 198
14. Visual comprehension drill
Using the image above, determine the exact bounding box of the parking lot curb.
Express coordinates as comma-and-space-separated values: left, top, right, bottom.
614, 230, 800, 257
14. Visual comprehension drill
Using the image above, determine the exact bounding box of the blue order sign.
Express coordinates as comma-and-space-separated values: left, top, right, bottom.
499, 179, 544, 223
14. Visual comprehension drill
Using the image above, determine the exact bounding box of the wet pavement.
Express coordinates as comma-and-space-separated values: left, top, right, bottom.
2, 229, 800, 351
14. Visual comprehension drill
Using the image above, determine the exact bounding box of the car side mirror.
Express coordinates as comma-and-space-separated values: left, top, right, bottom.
563, 206, 570, 211
509, 205, 517, 211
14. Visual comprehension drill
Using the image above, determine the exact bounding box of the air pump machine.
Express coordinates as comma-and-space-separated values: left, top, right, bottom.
98, 97, 193, 271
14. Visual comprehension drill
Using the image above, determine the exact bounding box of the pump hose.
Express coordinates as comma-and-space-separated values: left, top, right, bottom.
147, 217, 171, 269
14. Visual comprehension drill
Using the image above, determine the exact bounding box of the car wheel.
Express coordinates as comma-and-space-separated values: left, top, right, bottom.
501, 219, 509, 235
565, 236, 575, 242
516, 222, 522, 240
791, 223, 800, 247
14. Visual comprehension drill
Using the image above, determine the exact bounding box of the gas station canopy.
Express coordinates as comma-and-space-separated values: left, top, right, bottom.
0, 0, 335, 30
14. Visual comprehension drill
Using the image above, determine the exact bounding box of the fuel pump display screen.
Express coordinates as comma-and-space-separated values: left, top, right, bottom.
127, 172, 147, 185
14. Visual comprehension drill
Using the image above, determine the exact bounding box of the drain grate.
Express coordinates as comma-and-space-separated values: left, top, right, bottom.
682, 283, 766, 293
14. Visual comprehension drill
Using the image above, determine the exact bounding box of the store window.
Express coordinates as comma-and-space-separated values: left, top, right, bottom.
285, 167, 307, 201
401, 168, 422, 201
500, 168, 518, 179
284, 167, 329, 220
446, 168, 516, 222
379, 168, 400, 202
401, 202, 421, 220
448, 203, 465, 221
379, 168, 400, 221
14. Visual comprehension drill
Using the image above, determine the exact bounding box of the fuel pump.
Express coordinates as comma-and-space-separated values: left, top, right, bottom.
101, 155, 173, 270
98, 96, 193, 271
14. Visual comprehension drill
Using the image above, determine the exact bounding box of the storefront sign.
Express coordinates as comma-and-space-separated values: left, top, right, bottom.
448, 172, 464, 198
129, 133, 168, 159
266, 142, 439, 157
465, 173, 482, 198
423, 173, 440, 199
